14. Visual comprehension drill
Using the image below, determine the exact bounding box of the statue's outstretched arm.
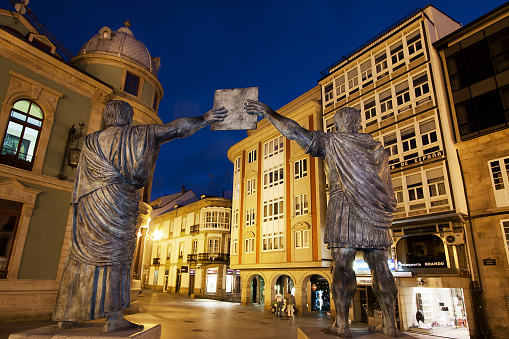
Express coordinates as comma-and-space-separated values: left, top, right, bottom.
245, 100, 313, 150
154, 107, 227, 144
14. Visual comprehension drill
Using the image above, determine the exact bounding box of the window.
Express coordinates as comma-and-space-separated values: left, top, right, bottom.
295, 230, 309, 248
264, 136, 284, 159
392, 178, 404, 204
413, 73, 430, 103
232, 209, 239, 229
245, 207, 255, 226
426, 168, 446, 198
202, 209, 231, 229
390, 41, 405, 66
169, 221, 174, 236
208, 238, 220, 253
152, 92, 159, 111
407, 173, 424, 201
395, 81, 411, 107
181, 216, 186, 232
383, 133, 399, 164
363, 97, 377, 123
246, 178, 256, 195
124, 71, 140, 96
406, 30, 423, 58
263, 164, 284, 188
167, 244, 172, 260
335, 75, 346, 98
178, 242, 184, 259
191, 240, 197, 254
419, 119, 438, 149
0, 100, 43, 171
489, 157, 509, 207
295, 194, 309, 216
232, 238, 238, 254
233, 181, 240, 199
347, 68, 359, 91
294, 159, 308, 179
248, 149, 257, 163
360, 60, 373, 84
263, 198, 284, 222
379, 89, 394, 120
234, 157, 241, 173
0, 199, 22, 279
401, 126, 417, 153
245, 238, 254, 253
489, 27, 509, 73
375, 51, 388, 79
324, 82, 333, 103
500, 220, 509, 264
262, 232, 284, 251
325, 117, 334, 133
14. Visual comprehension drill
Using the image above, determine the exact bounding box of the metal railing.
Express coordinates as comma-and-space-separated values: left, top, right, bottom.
190, 224, 200, 234
152, 257, 160, 265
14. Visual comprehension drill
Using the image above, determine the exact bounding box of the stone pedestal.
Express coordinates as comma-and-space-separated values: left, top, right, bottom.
8, 323, 161, 339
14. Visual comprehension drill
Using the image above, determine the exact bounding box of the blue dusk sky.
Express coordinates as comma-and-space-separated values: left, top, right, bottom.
19, 0, 507, 200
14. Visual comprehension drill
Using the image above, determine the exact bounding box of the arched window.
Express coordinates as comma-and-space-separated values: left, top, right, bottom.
0, 100, 43, 170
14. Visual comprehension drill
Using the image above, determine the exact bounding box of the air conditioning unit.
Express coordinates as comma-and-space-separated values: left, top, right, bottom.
440, 232, 464, 245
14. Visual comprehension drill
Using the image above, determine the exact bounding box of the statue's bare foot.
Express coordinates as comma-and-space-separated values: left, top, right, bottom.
57, 321, 80, 329
321, 325, 352, 338
102, 317, 144, 333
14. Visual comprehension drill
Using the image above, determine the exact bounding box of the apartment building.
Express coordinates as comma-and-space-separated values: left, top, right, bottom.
227, 87, 333, 315
145, 191, 236, 301
434, 3, 509, 338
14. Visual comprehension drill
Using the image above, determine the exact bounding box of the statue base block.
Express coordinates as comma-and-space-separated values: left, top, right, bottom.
8, 322, 161, 339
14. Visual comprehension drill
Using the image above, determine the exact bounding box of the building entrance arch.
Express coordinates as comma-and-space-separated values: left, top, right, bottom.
245, 274, 265, 305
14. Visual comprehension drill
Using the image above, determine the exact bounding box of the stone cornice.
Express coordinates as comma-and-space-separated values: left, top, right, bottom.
0, 164, 73, 192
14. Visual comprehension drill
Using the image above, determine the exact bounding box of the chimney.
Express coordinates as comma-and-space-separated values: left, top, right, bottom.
181, 185, 186, 194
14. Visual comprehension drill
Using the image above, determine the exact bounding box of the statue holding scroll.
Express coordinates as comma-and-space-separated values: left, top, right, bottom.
245, 100, 398, 338
53, 100, 227, 332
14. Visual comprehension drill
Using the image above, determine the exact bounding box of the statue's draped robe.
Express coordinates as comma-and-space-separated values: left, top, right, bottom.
306, 131, 397, 250
53, 125, 159, 321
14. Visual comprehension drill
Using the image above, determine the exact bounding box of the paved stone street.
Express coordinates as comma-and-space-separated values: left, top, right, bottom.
0, 290, 471, 339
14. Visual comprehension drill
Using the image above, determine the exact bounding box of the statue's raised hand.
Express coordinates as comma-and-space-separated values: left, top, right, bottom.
204, 107, 228, 124
244, 99, 274, 118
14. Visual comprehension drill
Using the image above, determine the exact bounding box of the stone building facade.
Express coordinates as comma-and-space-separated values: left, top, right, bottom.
0, 7, 161, 320
435, 3, 509, 338
144, 192, 237, 301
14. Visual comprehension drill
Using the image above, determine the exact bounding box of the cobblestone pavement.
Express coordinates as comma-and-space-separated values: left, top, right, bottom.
0, 290, 471, 339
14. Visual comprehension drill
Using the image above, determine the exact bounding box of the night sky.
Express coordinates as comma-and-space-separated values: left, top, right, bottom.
19, 0, 506, 200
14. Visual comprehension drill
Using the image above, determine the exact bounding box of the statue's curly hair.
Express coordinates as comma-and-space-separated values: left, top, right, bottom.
333, 107, 361, 133
103, 100, 134, 127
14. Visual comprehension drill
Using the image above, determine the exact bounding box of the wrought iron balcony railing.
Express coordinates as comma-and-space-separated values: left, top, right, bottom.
187, 253, 229, 263
152, 257, 160, 265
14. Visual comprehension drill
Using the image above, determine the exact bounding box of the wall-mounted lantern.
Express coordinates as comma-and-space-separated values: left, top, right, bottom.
58, 122, 86, 180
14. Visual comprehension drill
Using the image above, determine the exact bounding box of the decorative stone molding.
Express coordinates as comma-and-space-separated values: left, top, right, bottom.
292, 221, 311, 230
243, 230, 256, 238
1, 71, 62, 174
0, 179, 40, 280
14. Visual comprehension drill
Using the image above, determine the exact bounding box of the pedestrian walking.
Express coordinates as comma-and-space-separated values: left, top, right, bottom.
275, 292, 284, 317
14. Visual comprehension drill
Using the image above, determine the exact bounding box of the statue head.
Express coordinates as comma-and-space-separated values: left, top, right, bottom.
333, 107, 361, 133
103, 100, 134, 128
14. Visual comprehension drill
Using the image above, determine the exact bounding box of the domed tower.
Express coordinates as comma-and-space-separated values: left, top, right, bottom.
71, 20, 163, 128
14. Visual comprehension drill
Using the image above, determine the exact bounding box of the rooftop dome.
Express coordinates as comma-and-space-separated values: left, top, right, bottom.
77, 21, 160, 75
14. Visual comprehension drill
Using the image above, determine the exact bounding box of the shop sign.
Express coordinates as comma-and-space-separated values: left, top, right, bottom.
356, 277, 372, 285
354, 259, 396, 272
389, 150, 444, 170
226, 269, 234, 275
181, 266, 188, 273
397, 261, 446, 269
207, 268, 218, 275
236, 270, 241, 276
483, 258, 496, 266
189, 269, 195, 275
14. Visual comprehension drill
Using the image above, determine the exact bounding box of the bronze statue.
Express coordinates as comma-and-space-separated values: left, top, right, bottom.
245, 100, 398, 338
53, 100, 227, 332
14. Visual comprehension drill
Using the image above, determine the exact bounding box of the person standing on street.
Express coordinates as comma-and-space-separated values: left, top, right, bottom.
275, 292, 284, 317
